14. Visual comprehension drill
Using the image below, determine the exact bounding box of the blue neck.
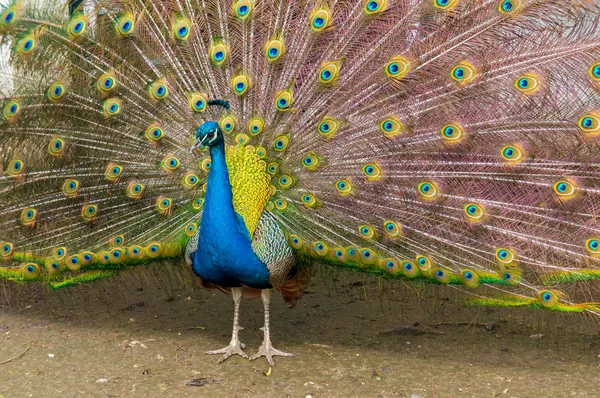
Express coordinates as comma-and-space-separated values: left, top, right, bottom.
201, 142, 238, 234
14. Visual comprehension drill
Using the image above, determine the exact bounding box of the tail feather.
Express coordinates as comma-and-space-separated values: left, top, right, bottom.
1, 0, 600, 314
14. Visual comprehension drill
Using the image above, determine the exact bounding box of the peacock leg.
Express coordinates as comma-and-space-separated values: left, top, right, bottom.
250, 288, 295, 366
206, 287, 248, 363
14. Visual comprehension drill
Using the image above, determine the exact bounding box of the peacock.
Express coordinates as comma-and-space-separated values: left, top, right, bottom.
1, 0, 600, 366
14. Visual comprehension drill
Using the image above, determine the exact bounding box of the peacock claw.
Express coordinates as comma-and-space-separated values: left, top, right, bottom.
250, 341, 295, 366
206, 342, 248, 363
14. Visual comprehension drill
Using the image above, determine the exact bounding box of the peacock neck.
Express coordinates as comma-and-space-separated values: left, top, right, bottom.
201, 142, 238, 235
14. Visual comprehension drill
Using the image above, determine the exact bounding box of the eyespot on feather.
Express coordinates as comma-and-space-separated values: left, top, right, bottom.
289, 235, 303, 250
115, 12, 135, 36
0, 5, 20, 33
209, 39, 229, 66
3, 100, 21, 123
380, 116, 404, 138
162, 155, 180, 171
464, 203, 486, 222
460, 269, 480, 287
358, 225, 378, 240
105, 162, 123, 182
81, 204, 97, 221
578, 113, 600, 136
66, 13, 88, 40
415, 255, 433, 271
181, 172, 200, 189
22, 263, 40, 279
265, 37, 285, 63
192, 197, 205, 210
80, 251, 96, 265
156, 196, 173, 215
358, 248, 378, 265
335, 179, 353, 196
96, 71, 117, 95
586, 238, 600, 256
0, 241, 14, 258
15, 33, 36, 57
145, 123, 164, 143
310, 4, 332, 32
317, 116, 340, 139
417, 181, 439, 200
440, 123, 465, 144
62, 179, 79, 197
7, 159, 24, 176
47, 258, 63, 273
364, 0, 388, 15
148, 79, 169, 101
383, 220, 401, 238
495, 248, 515, 264
46, 82, 66, 102
434, 0, 459, 10
171, 15, 191, 41
498, 0, 521, 15
301, 152, 322, 171
189, 92, 208, 113
219, 114, 236, 134
20, 207, 37, 227
231, 73, 251, 96
185, 222, 198, 237
500, 144, 525, 163
126, 181, 144, 199
552, 179, 577, 199
278, 174, 294, 189
380, 258, 399, 274
385, 56, 410, 81
362, 162, 383, 181
248, 117, 264, 135
111, 235, 125, 246
589, 61, 600, 82
273, 135, 290, 152
48, 137, 65, 157
300, 192, 321, 208
102, 98, 122, 117
514, 73, 541, 95
537, 290, 559, 308
401, 260, 419, 278
232, 0, 254, 20
313, 241, 329, 256
450, 61, 476, 85
274, 88, 293, 111
319, 61, 341, 84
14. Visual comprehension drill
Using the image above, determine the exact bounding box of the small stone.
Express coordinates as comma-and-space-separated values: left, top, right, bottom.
530, 334, 544, 339
95, 378, 109, 384
48, 353, 55, 358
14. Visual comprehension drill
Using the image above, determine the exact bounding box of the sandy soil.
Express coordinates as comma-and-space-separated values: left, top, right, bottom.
1, 267, 599, 398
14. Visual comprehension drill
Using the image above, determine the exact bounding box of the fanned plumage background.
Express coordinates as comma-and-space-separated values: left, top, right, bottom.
1, 0, 600, 315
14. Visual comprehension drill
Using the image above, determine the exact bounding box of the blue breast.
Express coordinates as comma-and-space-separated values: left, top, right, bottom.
190, 143, 271, 289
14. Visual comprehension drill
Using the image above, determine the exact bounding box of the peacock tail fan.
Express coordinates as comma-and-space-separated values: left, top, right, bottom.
1, 0, 600, 315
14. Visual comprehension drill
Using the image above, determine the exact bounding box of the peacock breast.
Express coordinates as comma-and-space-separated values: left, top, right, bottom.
225, 144, 273, 237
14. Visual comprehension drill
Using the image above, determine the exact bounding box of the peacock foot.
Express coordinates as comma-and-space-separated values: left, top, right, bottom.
206, 341, 248, 363
250, 341, 295, 366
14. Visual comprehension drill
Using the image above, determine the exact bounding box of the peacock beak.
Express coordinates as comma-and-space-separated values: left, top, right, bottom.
190, 136, 209, 154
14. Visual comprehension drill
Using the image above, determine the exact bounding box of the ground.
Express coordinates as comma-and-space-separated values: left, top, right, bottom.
0, 267, 599, 398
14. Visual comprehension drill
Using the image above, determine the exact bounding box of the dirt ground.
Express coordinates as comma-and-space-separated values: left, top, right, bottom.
0, 267, 599, 398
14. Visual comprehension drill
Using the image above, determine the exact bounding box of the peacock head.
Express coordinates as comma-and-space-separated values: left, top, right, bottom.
191, 121, 223, 152
191, 99, 230, 153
